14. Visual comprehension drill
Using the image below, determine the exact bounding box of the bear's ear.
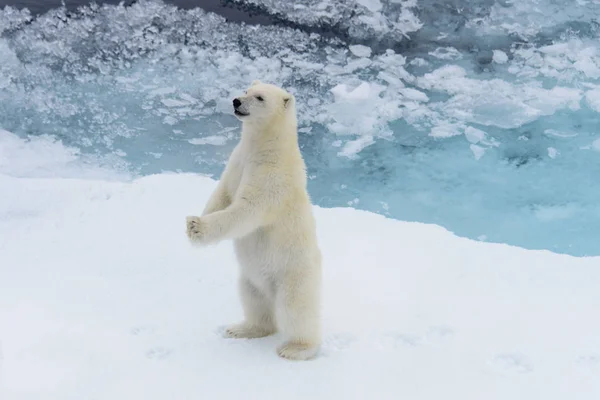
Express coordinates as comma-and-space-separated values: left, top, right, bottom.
251, 80, 262, 86
283, 95, 293, 109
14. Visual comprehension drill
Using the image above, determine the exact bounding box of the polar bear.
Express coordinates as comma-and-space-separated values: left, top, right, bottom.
186, 81, 322, 361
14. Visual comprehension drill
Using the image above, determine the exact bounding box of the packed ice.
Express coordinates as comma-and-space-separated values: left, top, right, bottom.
1, 0, 599, 255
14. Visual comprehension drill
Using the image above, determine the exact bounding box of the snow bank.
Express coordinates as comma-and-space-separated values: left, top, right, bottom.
1, 171, 599, 400
0, 129, 129, 181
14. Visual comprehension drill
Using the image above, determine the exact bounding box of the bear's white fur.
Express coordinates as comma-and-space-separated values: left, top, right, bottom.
186, 81, 322, 361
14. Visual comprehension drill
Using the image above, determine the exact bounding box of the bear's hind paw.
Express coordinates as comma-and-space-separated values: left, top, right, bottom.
223, 323, 274, 339
277, 341, 320, 361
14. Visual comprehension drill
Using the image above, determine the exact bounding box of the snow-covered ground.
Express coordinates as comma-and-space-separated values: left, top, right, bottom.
1, 133, 599, 399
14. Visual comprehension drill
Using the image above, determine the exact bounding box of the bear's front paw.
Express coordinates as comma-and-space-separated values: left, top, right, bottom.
186, 216, 207, 244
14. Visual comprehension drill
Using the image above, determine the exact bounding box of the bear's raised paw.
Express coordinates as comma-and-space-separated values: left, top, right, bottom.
186, 216, 206, 243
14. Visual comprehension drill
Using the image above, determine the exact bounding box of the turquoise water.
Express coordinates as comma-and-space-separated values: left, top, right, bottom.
1, 0, 599, 256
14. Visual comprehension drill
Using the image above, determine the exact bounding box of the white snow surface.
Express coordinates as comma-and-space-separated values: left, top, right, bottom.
1, 135, 600, 399
0, 184, 599, 398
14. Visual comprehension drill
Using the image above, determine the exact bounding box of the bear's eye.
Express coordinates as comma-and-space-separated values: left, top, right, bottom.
255, 95, 264, 101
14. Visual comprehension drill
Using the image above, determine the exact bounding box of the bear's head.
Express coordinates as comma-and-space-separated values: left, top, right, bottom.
232, 80, 295, 126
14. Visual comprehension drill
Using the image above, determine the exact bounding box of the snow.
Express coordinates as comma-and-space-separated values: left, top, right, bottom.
1, 134, 600, 400
0, 130, 127, 181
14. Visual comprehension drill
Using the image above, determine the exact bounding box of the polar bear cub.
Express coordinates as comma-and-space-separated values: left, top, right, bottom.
186, 81, 322, 361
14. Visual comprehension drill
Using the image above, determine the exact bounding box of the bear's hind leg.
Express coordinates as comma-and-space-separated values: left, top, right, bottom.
224, 278, 276, 339
275, 269, 321, 360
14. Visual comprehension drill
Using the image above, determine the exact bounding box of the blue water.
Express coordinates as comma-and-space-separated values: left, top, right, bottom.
1, 0, 599, 256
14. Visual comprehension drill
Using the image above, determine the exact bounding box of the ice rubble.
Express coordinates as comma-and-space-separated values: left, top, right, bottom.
1, 0, 599, 158
229, 0, 422, 44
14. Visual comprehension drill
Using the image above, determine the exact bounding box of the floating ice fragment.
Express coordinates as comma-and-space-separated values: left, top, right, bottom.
179, 93, 199, 103
189, 136, 228, 146
331, 82, 374, 102
592, 138, 600, 152
585, 89, 600, 112
547, 147, 559, 159
338, 136, 375, 158
543, 129, 578, 138
464, 127, 486, 144
344, 58, 372, 73
377, 71, 405, 87
163, 116, 178, 125
430, 123, 464, 138
493, 50, 509, 64
349, 44, 372, 58
409, 58, 429, 67
470, 144, 485, 160
326, 81, 394, 138
428, 47, 463, 60
115, 76, 140, 84
418, 66, 582, 129
399, 88, 429, 102
356, 0, 382, 12
418, 65, 466, 89
148, 87, 177, 97
161, 99, 190, 107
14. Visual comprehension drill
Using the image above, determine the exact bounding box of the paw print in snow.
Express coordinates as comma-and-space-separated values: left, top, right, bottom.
146, 346, 172, 360
488, 353, 533, 374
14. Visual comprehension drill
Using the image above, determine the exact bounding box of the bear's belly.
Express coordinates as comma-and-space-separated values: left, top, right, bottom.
233, 228, 283, 294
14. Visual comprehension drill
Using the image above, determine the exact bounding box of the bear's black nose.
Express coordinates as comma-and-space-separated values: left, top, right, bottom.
233, 98, 241, 108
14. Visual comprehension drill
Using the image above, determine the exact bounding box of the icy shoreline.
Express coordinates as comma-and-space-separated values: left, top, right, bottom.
2, 1, 600, 255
